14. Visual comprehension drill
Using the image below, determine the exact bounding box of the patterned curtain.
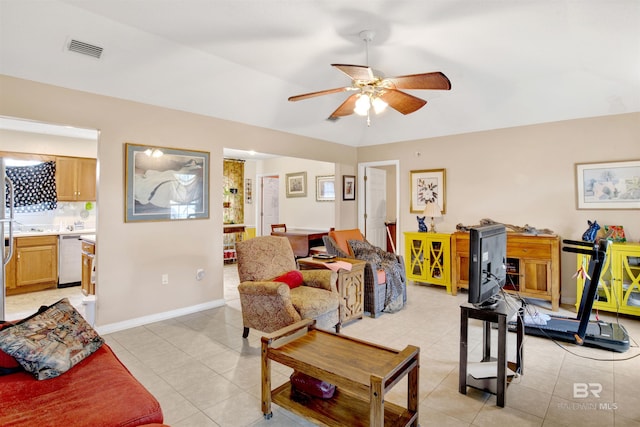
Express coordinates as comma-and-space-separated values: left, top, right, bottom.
5, 161, 57, 213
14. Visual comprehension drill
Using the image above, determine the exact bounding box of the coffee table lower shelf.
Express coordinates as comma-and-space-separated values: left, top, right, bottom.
272, 381, 417, 427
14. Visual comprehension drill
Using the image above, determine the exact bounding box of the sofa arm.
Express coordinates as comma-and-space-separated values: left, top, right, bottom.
300, 269, 337, 292
323, 236, 351, 258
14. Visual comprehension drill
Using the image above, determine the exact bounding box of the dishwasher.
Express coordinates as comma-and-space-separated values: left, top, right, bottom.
58, 234, 83, 286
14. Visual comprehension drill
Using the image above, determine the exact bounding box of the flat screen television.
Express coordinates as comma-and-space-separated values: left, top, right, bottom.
468, 224, 507, 308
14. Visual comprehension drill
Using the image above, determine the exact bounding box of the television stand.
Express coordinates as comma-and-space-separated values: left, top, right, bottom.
459, 300, 524, 407
473, 296, 500, 310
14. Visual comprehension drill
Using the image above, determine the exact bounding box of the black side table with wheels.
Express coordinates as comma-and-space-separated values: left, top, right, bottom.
459, 299, 524, 407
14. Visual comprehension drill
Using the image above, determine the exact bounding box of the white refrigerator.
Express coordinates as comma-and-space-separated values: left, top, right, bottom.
1, 158, 16, 320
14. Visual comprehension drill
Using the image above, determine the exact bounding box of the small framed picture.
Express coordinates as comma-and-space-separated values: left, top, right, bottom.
286, 171, 307, 198
316, 175, 335, 202
342, 175, 356, 201
576, 160, 640, 209
125, 143, 209, 222
410, 168, 446, 213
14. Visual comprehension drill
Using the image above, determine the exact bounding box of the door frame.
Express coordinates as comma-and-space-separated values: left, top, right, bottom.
357, 160, 400, 253
256, 172, 280, 236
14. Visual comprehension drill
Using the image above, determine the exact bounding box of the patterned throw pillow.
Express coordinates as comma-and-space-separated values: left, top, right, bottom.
0, 298, 104, 380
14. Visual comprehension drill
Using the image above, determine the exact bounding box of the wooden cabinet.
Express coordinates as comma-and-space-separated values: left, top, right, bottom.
56, 156, 97, 201
575, 242, 640, 316
81, 239, 96, 296
452, 232, 560, 311
404, 232, 453, 294
6, 235, 59, 295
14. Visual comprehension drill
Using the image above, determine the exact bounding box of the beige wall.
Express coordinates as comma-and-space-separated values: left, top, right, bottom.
0, 75, 357, 328
2, 74, 638, 323
357, 113, 640, 303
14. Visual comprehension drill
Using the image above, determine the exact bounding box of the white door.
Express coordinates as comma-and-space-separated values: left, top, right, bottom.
261, 175, 279, 236
364, 167, 387, 249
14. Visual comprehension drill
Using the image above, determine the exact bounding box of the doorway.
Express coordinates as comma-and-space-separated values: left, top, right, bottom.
358, 160, 400, 253
260, 175, 279, 236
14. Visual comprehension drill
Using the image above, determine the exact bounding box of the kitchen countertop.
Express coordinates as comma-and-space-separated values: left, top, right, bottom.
79, 234, 96, 244
3, 229, 97, 239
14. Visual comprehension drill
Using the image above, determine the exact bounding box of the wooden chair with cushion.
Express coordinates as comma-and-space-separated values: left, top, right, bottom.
235, 236, 341, 338
270, 223, 287, 233
323, 229, 406, 318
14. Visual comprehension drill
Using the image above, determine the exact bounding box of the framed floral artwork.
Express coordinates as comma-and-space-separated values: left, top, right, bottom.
285, 171, 307, 198
576, 160, 640, 209
410, 169, 446, 214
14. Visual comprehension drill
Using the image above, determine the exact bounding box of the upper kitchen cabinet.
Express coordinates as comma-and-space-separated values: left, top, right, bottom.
56, 156, 97, 201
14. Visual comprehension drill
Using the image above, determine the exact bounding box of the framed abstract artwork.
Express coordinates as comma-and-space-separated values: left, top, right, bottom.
576, 160, 640, 209
410, 169, 446, 214
342, 175, 356, 201
124, 143, 209, 222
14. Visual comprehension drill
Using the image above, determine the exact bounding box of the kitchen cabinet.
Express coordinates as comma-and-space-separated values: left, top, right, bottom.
404, 232, 453, 294
56, 156, 97, 201
575, 242, 640, 317
81, 239, 96, 296
452, 232, 560, 311
6, 235, 59, 295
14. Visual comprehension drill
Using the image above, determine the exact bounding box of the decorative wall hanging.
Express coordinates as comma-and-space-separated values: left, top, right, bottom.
286, 171, 307, 198
125, 143, 209, 222
316, 175, 335, 202
576, 160, 640, 209
410, 169, 446, 214
342, 175, 356, 201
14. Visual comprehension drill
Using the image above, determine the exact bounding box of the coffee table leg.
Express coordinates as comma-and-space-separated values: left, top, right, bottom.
261, 340, 273, 419
370, 376, 383, 427
408, 359, 419, 427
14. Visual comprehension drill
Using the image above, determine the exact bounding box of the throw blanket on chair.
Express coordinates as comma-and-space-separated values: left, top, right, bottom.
348, 240, 405, 313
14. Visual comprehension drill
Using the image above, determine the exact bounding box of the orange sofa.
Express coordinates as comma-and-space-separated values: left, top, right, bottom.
0, 343, 165, 427
323, 229, 406, 317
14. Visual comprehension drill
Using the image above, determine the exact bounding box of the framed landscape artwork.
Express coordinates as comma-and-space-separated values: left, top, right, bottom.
576, 160, 640, 209
410, 169, 446, 214
125, 143, 210, 222
316, 175, 335, 202
286, 171, 307, 198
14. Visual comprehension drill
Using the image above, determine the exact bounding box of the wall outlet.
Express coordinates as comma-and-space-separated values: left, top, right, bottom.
162, 274, 169, 285
196, 269, 205, 281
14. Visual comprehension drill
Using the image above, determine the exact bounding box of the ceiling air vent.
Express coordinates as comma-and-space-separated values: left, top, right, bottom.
67, 39, 103, 59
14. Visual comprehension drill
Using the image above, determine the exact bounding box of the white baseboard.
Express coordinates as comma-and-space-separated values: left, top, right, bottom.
95, 299, 226, 335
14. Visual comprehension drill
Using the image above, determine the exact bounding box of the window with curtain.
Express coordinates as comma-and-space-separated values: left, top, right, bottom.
5, 161, 57, 213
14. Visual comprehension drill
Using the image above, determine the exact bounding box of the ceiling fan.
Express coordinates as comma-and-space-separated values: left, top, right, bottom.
288, 30, 452, 123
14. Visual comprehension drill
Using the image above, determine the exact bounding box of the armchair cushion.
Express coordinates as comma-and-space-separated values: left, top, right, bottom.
328, 229, 365, 256
272, 270, 304, 289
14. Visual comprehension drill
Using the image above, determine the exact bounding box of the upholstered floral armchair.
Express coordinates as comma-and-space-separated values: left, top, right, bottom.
235, 236, 341, 338
323, 229, 406, 318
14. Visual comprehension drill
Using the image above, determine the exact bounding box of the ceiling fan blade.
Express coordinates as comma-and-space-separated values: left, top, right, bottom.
385, 72, 451, 90
332, 64, 375, 81
379, 89, 427, 115
288, 87, 349, 102
328, 93, 360, 120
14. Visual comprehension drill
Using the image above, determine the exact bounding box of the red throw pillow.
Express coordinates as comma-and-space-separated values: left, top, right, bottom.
272, 270, 304, 289
0, 321, 21, 372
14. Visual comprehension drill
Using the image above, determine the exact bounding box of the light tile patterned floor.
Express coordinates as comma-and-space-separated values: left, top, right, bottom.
6, 267, 640, 426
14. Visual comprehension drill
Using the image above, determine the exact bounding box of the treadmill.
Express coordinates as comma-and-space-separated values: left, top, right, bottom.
510, 238, 630, 353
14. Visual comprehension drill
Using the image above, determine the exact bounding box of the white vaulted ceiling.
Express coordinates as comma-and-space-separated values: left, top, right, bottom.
1, 0, 638, 147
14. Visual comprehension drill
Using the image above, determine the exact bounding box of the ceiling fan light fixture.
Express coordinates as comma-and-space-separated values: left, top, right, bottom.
354, 93, 371, 116
372, 96, 388, 114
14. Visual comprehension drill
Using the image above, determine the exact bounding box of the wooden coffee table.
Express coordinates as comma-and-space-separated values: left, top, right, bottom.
261, 319, 419, 427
